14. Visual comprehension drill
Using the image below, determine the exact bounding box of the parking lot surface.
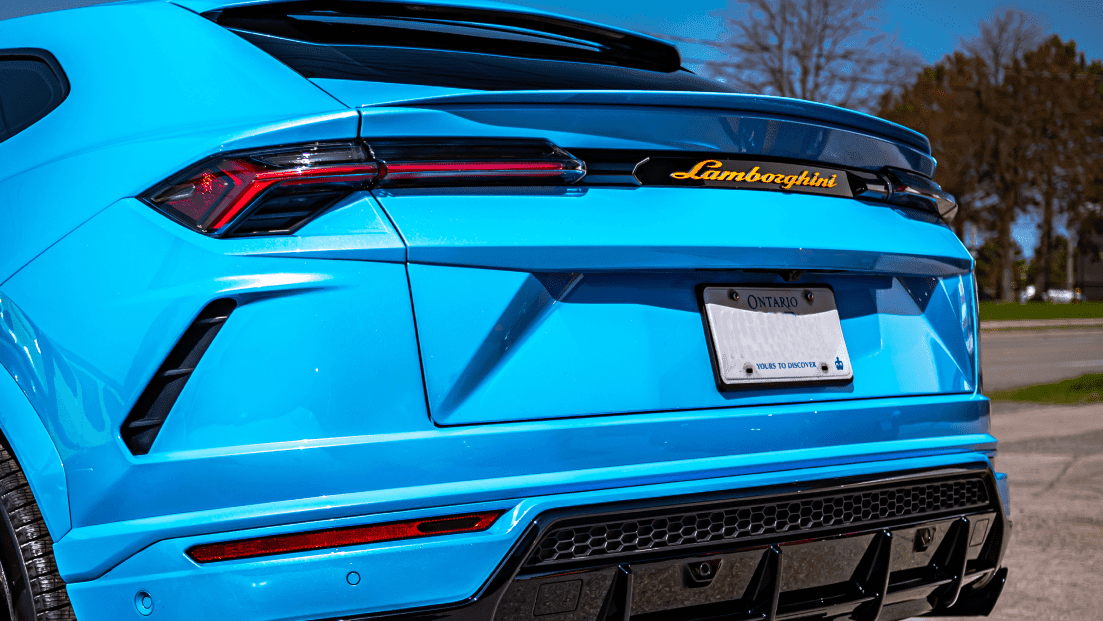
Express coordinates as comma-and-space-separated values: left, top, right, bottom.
940, 401, 1103, 620
981, 328, 1103, 390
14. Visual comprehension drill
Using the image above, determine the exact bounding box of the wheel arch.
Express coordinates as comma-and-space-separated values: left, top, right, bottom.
0, 365, 70, 541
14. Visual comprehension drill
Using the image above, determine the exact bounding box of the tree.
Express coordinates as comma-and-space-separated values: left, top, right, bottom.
974, 237, 1024, 298
962, 9, 1045, 86
685, 0, 922, 111
877, 53, 990, 240
880, 9, 1052, 302
1021, 39, 1103, 297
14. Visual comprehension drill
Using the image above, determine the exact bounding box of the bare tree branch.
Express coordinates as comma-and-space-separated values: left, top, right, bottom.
671, 0, 922, 111
961, 9, 1046, 84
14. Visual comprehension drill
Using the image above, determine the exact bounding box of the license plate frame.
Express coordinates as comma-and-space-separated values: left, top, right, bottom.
698, 284, 854, 390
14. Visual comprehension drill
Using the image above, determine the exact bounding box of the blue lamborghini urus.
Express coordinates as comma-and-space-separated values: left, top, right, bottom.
0, 1, 1008, 620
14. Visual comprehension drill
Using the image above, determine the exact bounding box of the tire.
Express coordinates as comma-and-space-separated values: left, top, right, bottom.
0, 439, 75, 621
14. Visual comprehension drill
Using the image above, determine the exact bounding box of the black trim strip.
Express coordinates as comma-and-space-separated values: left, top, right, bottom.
752, 545, 782, 620
121, 299, 236, 455
934, 517, 972, 608
210, 1, 681, 72
853, 531, 893, 621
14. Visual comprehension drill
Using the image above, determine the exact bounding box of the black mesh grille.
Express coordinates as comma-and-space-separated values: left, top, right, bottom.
529, 476, 989, 566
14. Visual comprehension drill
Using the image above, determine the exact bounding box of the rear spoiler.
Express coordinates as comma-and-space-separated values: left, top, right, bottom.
365, 90, 932, 155
175, 0, 682, 72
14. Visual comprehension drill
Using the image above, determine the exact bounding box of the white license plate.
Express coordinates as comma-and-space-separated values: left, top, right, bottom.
702, 286, 853, 387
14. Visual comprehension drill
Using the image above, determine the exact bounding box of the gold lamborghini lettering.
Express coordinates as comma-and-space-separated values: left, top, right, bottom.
670, 160, 722, 179
671, 160, 838, 191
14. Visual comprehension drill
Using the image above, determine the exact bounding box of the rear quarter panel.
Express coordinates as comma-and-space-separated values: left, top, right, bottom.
0, 0, 354, 284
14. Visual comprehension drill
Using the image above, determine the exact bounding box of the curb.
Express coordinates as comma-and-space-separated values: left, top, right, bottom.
980, 318, 1103, 330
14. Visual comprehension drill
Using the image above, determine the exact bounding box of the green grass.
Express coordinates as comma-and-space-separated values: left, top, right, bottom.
988, 373, 1103, 404
979, 301, 1103, 321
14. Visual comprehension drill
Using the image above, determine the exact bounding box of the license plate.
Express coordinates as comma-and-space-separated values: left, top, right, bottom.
701, 286, 853, 387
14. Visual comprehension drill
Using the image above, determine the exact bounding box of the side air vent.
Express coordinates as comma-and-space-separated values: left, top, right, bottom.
121, 299, 237, 455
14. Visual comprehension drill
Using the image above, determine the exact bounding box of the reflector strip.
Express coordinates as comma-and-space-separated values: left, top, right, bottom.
380, 160, 572, 181
187, 510, 504, 563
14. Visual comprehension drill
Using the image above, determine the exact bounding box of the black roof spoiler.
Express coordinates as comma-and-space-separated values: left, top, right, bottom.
205, 0, 683, 73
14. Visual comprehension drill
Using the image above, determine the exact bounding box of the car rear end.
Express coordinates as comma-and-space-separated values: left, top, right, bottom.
0, 1, 1007, 620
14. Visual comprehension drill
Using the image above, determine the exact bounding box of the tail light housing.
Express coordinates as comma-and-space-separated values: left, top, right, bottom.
882, 168, 958, 222
144, 142, 377, 237
370, 138, 586, 186
141, 139, 586, 237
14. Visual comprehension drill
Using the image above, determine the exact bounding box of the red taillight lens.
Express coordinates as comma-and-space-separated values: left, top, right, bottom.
187, 510, 504, 563
142, 139, 586, 237
371, 139, 586, 187
382, 160, 573, 181
144, 143, 377, 236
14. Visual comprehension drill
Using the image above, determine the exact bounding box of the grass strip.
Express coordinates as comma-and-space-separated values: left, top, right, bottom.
978, 302, 1103, 321
979, 301, 1103, 321
988, 373, 1103, 404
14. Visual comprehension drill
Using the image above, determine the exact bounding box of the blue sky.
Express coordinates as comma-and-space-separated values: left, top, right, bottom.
504, 0, 1101, 67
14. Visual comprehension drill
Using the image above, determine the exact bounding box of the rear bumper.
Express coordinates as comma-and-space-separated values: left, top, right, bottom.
64, 454, 1008, 621
455, 465, 1007, 621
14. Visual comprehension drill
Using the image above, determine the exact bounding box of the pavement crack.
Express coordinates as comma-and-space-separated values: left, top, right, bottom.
1039, 456, 1080, 495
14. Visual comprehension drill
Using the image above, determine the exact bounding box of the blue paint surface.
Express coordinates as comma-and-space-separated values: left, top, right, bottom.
0, 0, 354, 283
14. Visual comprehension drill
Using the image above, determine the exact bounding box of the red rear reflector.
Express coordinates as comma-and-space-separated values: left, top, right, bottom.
186, 510, 504, 563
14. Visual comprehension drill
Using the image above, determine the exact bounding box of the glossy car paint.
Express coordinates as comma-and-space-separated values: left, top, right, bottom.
390, 192, 976, 425
0, 0, 356, 283
0, 355, 69, 538
0, 1, 1002, 619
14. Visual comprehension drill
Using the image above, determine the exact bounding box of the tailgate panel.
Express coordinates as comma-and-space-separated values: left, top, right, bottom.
387, 188, 976, 427
408, 264, 973, 427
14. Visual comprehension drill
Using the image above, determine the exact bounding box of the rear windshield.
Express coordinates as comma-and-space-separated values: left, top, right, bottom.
233, 32, 738, 93
213, 2, 737, 93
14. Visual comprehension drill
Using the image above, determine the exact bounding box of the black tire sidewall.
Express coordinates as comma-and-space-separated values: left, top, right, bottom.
0, 491, 39, 621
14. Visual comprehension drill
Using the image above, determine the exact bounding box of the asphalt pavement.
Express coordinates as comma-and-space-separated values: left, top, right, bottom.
935, 401, 1103, 621
938, 326, 1103, 620
981, 327, 1103, 390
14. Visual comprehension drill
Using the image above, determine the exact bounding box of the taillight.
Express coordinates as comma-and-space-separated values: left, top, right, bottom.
371, 138, 586, 186
883, 168, 958, 222
141, 139, 586, 237
144, 142, 377, 237
186, 510, 504, 563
